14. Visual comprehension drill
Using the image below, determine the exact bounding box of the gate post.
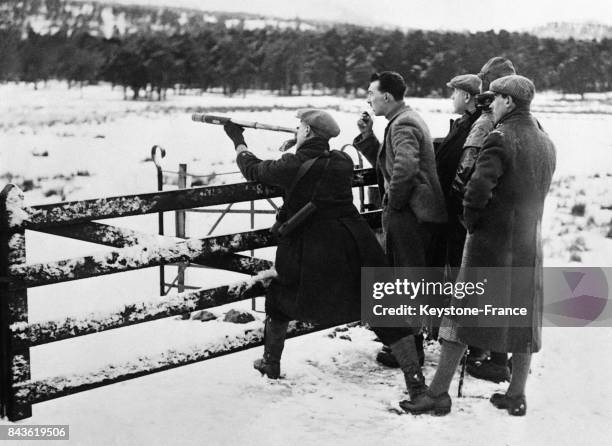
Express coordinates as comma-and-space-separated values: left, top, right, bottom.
175, 164, 187, 293
0, 185, 32, 420
152, 145, 166, 296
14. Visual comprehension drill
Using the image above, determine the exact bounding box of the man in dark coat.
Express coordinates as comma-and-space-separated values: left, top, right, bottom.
459, 75, 556, 354
223, 109, 386, 379
450, 57, 516, 209
353, 72, 447, 401
450, 56, 518, 382
433, 73, 482, 270
401, 75, 556, 417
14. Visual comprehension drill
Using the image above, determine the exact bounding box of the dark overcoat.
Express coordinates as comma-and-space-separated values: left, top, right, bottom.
433, 109, 481, 268
456, 108, 556, 353
435, 109, 482, 207
237, 137, 386, 325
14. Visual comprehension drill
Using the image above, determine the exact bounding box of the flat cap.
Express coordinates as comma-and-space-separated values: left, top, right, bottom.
447, 74, 481, 95
479, 57, 516, 82
488, 75, 536, 104
296, 108, 340, 139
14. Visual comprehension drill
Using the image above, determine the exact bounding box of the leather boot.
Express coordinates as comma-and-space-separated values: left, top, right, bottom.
253, 317, 289, 379
400, 390, 452, 416
415, 333, 425, 367
490, 393, 527, 416
390, 336, 427, 400
467, 357, 511, 383
376, 341, 424, 368
376, 345, 400, 368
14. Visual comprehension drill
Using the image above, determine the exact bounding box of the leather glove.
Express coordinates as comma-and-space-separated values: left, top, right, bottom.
223, 122, 246, 149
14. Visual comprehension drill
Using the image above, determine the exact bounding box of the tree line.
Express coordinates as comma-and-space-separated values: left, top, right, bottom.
1, 25, 611, 98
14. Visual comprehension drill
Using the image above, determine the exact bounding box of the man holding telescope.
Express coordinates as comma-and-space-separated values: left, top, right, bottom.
222, 109, 386, 379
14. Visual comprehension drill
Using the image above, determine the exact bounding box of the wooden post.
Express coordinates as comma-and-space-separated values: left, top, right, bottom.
355, 152, 365, 213
152, 145, 166, 296
367, 186, 381, 210
249, 200, 255, 258
0, 185, 32, 420
250, 200, 256, 311
175, 164, 187, 293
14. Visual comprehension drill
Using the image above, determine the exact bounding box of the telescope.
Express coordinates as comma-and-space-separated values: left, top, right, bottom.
191, 113, 297, 135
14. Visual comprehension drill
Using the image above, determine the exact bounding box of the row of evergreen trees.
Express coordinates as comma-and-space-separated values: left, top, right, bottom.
1, 25, 611, 98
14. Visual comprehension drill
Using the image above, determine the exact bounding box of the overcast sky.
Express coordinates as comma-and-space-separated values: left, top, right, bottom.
101, 0, 612, 31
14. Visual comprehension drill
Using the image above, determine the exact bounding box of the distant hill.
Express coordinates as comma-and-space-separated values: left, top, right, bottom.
3, 0, 612, 42
0, 0, 332, 38
529, 22, 612, 41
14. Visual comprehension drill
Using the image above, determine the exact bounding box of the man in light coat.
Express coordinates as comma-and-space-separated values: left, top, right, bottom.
353, 71, 447, 401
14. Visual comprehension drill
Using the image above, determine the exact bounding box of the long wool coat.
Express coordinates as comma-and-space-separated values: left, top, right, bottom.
435, 109, 482, 208
434, 109, 482, 268
456, 108, 556, 353
237, 137, 386, 325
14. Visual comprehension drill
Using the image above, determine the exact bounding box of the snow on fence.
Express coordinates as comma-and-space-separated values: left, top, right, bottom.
0, 168, 380, 421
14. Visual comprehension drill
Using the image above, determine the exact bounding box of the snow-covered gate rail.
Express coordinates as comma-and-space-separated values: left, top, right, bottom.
0, 168, 380, 421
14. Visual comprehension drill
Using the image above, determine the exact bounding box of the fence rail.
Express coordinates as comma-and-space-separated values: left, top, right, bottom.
0, 168, 380, 421
14, 320, 342, 406
12, 228, 276, 288
10, 273, 273, 349
21, 169, 377, 231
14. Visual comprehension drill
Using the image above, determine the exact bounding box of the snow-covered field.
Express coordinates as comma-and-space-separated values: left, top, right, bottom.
0, 82, 611, 445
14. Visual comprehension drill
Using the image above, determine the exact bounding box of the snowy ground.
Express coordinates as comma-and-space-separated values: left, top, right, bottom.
0, 82, 611, 445
12, 326, 612, 446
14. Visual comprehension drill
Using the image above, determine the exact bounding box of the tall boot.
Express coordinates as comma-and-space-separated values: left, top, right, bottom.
377, 335, 425, 368
400, 339, 466, 416
415, 333, 425, 366
389, 335, 427, 400
376, 345, 400, 368
254, 317, 289, 379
